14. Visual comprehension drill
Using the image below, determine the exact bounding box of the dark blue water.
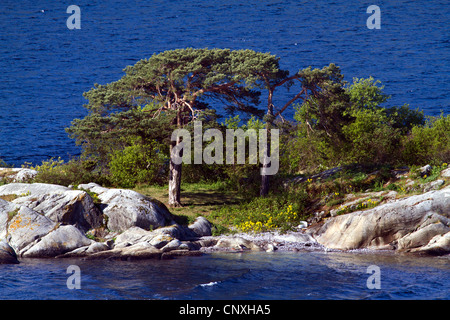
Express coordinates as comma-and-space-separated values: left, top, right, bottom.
0, 252, 448, 300
1, 1, 449, 300
0, 0, 449, 165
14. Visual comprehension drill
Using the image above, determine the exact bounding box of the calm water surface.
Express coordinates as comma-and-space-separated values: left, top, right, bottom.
0, 252, 448, 300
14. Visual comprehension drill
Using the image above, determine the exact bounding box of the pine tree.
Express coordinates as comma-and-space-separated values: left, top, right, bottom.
67, 48, 283, 206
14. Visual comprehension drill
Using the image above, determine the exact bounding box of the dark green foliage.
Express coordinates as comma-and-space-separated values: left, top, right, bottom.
294, 64, 352, 146
66, 104, 176, 168
401, 114, 450, 165
285, 75, 431, 171
109, 141, 168, 188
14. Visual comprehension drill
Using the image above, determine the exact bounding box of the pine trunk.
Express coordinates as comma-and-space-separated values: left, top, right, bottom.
260, 164, 270, 196
260, 101, 273, 197
168, 142, 182, 207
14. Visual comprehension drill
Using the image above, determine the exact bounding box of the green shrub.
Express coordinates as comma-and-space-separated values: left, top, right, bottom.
31, 157, 107, 186
401, 114, 450, 165
342, 108, 401, 164
108, 142, 168, 188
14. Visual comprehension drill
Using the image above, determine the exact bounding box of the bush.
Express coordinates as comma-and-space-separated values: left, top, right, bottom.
108, 142, 168, 188
401, 114, 450, 165
342, 108, 401, 164
31, 157, 107, 186
281, 122, 340, 174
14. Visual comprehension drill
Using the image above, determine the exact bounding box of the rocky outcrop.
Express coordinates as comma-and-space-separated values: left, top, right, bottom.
78, 223, 205, 260
417, 232, 450, 255
313, 185, 450, 254
5, 202, 58, 256
0, 182, 185, 261
77, 183, 176, 232
0, 183, 103, 233
214, 237, 263, 251
1, 176, 449, 262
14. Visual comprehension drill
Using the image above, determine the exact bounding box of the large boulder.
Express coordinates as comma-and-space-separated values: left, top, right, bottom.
188, 217, 213, 237
113, 226, 157, 248
0, 168, 37, 183
13, 168, 38, 182
0, 239, 19, 264
78, 183, 176, 232
313, 186, 450, 253
0, 183, 103, 232
6, 204, 58, 255
21, 225, 93, 258
1, 197, 95, 258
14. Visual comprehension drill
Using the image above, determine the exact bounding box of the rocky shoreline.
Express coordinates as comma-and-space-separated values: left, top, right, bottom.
0, 168, 449, 264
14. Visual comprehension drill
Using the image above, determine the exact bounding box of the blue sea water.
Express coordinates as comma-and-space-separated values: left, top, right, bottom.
0, 0, 449, 165
0, 252, 449, 300
0, 1, 450, 301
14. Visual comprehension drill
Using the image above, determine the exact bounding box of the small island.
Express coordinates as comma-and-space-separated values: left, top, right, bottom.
1, 48, 449, 264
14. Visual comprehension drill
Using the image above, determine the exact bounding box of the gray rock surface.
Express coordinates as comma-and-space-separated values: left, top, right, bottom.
0, 183, 103, 232
0, 199, 16, 239
78, 183, 175, 232
22, 225, 93, 258
0, 168, 37, 183
6, 204, 58, 255
441, 167, 450, 178
416, 232, 450, 255
314, 185, 450, 253
13, 168, 38, 182
188, 216, 213, 237
0, 182, 70, 196
214, 236, 263, 251
86, 242, 162, 260
0, 239, 19, 264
